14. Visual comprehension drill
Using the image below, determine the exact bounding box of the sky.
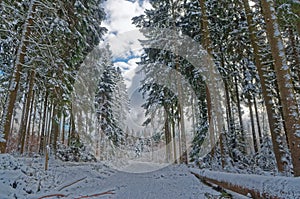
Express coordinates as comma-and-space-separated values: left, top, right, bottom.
102, 0, 151, 91
100, 0, 195, 136
101, 0, 152, 133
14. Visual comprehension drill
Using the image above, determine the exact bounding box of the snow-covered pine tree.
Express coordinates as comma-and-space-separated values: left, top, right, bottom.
133, 0, 207, 164
0, 0, 107, 154
112, 67, 130, 134
0, 0, 37, 153
94, 46, 125, 159
241, 0, 289, 173
204, 0, 251, 164
261, 0, 300, 177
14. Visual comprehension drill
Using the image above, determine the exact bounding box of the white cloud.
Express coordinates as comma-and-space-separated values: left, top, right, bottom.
102, 0, 152, 91
103, 0, 151, 35
106, 30, 145, 59
101, 1, 152, 133
102, 0, 151, 59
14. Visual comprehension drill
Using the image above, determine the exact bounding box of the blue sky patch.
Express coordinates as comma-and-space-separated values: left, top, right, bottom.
113, 54, 139, 63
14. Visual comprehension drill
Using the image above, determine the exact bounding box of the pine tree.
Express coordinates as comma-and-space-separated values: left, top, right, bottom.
261, 0, 300, 177
242, 0, 288, 173
0, 0, 37, 153
0, 0, 107, 154
112, 67, 130, 132
95, 46, 124, 152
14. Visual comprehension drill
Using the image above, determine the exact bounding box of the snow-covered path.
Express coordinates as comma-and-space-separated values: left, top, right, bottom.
0, 155, 221, 199
95, 163, 220, 199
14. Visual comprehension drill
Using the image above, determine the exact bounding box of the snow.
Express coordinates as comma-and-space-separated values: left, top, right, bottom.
2, 154, 300, 198
0, 133, 5, 142
190, 168, 300, 199
0, 154, 222, 199
296, 130, 300, 138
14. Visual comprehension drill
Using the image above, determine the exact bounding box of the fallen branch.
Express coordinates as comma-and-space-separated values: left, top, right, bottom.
37, 190, 115, 199
58, 176, 87, 191
38, 193, 66, 199
74, 190, 115, 199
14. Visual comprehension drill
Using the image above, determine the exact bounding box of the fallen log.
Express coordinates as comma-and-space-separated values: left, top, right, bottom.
190, 169, 300, 199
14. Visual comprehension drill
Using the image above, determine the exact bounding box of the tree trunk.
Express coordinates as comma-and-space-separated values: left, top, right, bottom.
224, 80, 234, 139
219, 132, 226, 169
39, 91, 48, 154
199, 0, 215, 157
242, 0, 287, 173
46, 101, 54, 151
170, 0, 187, 164
248, 96, 258, 153
29, 91, 37, 153
69, 104, 76, 145
51, 103, 59, 155
261, 0, 300, 176
171, 106, 177, 163
25, 90, 35, 153
288, 27, 300, 83
20, 70, 36, 154
234, 75, 246, 153
62, 114, 66, 145
177, 100, 188, 164
0, 0, 36, 153
37, 94, 43, 153
18, 92, 28, 153
253, 97, 263, 147
198, 0, 212, 54
164, 108, 172, 163
177, 119, 182, 162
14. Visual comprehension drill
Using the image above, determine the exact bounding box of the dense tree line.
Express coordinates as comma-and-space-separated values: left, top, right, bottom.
0, 0, 299, 178
133, 0, 300, 176
0, 0, 110, 156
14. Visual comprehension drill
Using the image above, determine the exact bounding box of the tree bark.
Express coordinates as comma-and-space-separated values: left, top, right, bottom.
234, 75, 246, 153
25, 89, 35, 153
62, 114, 66, 145
224, 80, 234, 140
170, 0, 188, 164
248, 96, 258, 153
0, 0, 36, 153
164, 108, 172, 163
199, 0, 215, 157
242, 0, 287, 173
253, 97, 263, 146
171, 105, 177, 163
20, 70, 36, 154
51, 103, 59, 155
29, 91, 37, 153
39, 91, 48, 154
288, 27, 300, 83
261, 0, 300, 176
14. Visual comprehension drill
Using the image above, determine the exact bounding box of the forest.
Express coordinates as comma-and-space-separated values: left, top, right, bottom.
0, 0, 300, 198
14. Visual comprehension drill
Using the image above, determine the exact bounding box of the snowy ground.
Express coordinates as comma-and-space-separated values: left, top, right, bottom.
3, 153, 298, 199
190, 168, 300, 199
0, 154, 224, 199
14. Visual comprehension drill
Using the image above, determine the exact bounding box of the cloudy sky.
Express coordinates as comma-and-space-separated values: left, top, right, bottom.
102, 0, 151, 91
101, 0, 152, 132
